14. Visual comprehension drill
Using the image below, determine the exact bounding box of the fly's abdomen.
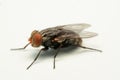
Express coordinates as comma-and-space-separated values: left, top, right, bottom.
61, 37, 82, 48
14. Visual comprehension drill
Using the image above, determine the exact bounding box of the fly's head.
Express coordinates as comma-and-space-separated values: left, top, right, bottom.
28, 30, 42, 47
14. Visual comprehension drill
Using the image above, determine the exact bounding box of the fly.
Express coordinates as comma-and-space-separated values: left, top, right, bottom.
11, 23, 102, 70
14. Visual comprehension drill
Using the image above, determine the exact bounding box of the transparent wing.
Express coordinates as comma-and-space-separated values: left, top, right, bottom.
79, 31, 98, 38
56, 23, 91, 33
56, 23, 97, 38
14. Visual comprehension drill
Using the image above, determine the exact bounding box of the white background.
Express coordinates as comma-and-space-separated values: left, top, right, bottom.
0, 0, 120, 80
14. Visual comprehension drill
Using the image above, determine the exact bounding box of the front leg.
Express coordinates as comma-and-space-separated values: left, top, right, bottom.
11, 43, 30, 50
27, 47, 48, 70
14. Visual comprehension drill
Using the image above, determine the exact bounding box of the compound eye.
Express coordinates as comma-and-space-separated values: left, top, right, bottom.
31, 33, 42, 47
33, 33, 42, 42
29, 30, 39, 43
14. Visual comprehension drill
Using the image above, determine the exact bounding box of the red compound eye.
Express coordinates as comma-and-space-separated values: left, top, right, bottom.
29, 33, 42, 46
33, 33, 42, 41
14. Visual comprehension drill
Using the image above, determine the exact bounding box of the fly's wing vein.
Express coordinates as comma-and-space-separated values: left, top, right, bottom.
54, 23, 98, 38
79, 31, 98, 38
55, 23, 91, 33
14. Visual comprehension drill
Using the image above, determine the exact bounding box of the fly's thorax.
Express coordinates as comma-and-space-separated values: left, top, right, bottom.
29, 30, 42, 47
41, 36, 53, 47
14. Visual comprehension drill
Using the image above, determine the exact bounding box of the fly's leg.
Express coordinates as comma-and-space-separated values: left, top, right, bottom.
53, 44, 62, 69
27, 47, 48, 70
11, 43, 30, 50
53, 49, 60, 69
80, 46, 102, 52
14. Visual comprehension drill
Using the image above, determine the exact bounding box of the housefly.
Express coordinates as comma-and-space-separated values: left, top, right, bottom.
11, 23, 102, 69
